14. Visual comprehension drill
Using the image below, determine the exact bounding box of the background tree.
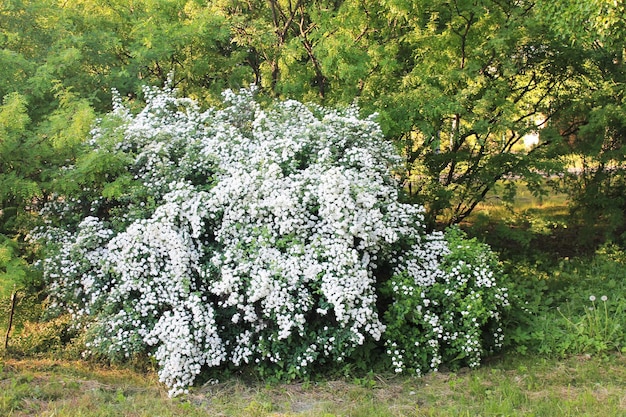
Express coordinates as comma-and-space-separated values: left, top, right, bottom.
0, 0, 250, 240
349, 0, 577, 225
536, 0, 626, 244
220, 0, 591, 225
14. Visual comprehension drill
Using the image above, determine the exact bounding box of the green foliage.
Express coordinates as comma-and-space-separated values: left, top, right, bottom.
0, 93, 41, 218
558, 91, 626, 244
536, 0, 626, 48
45, 86, 96, 151
0, 92, 48, 319
504, 244, 626, 357
354, 0, 572, 224
0, 237, 33, 296
532, 0, 626, 243
2, 0, 625, 233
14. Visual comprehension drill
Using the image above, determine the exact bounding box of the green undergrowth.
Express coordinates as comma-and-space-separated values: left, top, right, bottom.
503, 243, 626, 358
0, 354, 625, 416
462, 185, 626, 359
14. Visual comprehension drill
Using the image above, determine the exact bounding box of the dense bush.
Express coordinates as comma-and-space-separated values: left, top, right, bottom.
385, 227, 508, 375
35, 85, 509, 395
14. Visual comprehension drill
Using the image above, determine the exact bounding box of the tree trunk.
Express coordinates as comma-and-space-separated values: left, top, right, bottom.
4, 290, 17, 350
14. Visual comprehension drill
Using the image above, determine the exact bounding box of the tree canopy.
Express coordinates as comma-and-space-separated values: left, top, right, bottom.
1, 0, 624, 236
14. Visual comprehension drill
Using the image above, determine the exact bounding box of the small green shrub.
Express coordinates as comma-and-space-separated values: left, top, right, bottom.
383, 227, 509, 375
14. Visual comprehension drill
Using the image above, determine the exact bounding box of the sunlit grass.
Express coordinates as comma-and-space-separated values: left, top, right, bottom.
459, 179, 584, 261
470, 180, 570, 221
1, 355, 625, 416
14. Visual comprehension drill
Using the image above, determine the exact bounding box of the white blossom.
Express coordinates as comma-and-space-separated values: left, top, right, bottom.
38, 85, 508, 396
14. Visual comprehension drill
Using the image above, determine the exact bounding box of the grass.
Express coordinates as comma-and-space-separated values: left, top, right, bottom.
467, 180, 571, 235
1, 354, 625, 416
475, 179, 569, 211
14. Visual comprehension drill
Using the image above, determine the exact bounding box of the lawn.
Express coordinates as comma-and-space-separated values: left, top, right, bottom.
1, 354, 625, 416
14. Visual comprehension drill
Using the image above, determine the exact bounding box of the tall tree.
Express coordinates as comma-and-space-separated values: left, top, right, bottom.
354, 0, 578, 224
3, 0, 622, 236
221, 0, 343, 100
222, 0, 588, 224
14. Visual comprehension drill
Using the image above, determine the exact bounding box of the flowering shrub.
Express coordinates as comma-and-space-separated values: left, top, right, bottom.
37, 84, 509, 395
384, 227, 509, 375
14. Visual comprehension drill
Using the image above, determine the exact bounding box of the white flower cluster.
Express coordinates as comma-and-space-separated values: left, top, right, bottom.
39, 85, 507, 395
36, 216, 113, 319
